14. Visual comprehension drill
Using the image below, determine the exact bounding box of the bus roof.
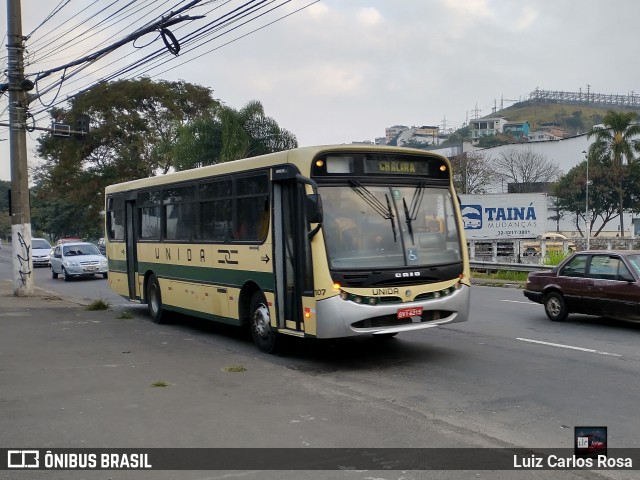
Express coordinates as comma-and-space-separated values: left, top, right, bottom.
105, 144, 450, 194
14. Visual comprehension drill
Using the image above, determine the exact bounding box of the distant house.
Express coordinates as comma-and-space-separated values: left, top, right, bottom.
503, 121, 530, 140
528, 130, 563, 142
413, 125, 440, 145
470, 117, 508, 143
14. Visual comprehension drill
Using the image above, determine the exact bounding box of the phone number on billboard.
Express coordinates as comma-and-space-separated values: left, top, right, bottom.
497, 230, 532, 236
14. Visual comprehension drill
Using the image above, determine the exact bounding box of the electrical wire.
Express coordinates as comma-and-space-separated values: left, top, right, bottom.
25, 0, 72, 40
24, 0, 317, 122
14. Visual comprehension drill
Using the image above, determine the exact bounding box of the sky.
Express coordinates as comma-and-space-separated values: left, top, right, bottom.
1, 0, 640, 182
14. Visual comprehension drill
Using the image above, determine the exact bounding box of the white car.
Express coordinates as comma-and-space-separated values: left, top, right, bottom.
50, 242, 108, 281
32, 238, 52, 267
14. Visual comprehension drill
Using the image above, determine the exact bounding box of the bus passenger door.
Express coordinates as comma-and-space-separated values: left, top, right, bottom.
125, 200, 137, 299
273, 181, 314, 333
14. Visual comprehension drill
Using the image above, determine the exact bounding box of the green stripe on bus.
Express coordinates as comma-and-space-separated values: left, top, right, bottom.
108, 259, 127, 271
137, 261, 275, 290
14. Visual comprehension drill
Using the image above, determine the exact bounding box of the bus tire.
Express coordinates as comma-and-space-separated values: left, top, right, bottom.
146, 274, 165, 324
249, 291, 278, 353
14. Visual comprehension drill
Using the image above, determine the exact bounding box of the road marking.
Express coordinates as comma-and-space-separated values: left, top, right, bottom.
516, 338, 622, 357
502, 300, 537, 305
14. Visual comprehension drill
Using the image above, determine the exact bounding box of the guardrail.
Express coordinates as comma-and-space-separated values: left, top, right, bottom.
467, 237, 640, 265
469, 261, 551, 273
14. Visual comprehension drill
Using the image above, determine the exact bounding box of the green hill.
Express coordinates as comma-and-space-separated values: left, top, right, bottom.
493, 100, 640, 135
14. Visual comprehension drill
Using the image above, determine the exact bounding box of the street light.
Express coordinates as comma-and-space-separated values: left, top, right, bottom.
583, 150, 592, 250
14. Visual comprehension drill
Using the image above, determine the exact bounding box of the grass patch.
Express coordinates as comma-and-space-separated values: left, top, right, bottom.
472, 270, 529, 282
222, 365, 247, 373
544, 251, 570, 266
85, 299, 111, 311
116, 311, 134, 319
150, 381, 171, 387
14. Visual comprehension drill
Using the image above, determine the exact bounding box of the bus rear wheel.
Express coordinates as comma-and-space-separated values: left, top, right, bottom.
146, 274, 165, 324
249, 292, 278, 353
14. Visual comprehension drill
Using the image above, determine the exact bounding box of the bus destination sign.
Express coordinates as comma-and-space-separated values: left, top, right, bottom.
364, 158, 430, 175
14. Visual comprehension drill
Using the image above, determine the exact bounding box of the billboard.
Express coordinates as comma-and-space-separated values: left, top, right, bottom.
459, 193, 548, 240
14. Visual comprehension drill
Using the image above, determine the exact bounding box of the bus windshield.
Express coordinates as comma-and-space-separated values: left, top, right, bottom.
319, 184, 462, 270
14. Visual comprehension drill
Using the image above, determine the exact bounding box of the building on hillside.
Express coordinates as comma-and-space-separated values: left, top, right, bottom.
503, 121, 530, 140
414, 125, 440, 145
470, 117, 508, 143
538, 123, 567, 137
385, 125, 409, 144
528, 130, 563, 142
396, 128, 425, 147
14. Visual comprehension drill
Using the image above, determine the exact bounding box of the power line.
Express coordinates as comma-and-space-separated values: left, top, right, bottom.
28, 0, 278, 114
22, 0, 315, 125
25, 0, 72, 40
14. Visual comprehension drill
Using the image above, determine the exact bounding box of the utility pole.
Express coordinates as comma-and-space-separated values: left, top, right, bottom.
6, 0, 33, 295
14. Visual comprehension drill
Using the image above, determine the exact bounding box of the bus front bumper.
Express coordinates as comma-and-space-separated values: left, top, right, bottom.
314, 285, 470, 339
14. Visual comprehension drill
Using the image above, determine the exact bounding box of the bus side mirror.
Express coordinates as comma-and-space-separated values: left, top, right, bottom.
305, 194, 323, 224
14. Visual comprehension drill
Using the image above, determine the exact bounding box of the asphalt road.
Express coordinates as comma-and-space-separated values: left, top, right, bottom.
1, 248, 639, 480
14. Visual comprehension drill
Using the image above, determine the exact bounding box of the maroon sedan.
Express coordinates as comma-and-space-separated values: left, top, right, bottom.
523, 250, 640, 322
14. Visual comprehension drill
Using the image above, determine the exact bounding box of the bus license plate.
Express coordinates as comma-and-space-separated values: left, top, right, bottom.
397, 307, 423, 319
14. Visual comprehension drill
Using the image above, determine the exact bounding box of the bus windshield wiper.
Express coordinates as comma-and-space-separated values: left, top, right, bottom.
385, 193, 397, 242
403, 181, 426, 244
349, 180, 397, 242
403, 197, 414, 244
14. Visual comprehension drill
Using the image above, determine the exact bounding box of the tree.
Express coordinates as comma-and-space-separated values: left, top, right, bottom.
440, 125, 471, 147
492, 148, 562, 192
449, 151, 494, 194
587, 111, 640, 236
476, 133, 509, 148
172, 100, 297, 170
553, 159, 622, 237
34, 78, 217, 238
401, 138, 429, 149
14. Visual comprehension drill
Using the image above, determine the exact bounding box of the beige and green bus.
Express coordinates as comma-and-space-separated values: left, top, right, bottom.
105, 145, 470, 352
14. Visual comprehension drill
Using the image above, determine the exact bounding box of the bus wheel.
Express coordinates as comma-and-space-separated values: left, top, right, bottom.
146, 274, 165, 324
249, 292, 278, 353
